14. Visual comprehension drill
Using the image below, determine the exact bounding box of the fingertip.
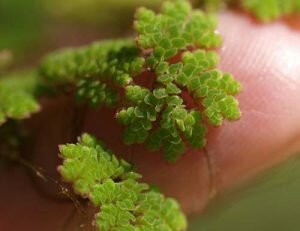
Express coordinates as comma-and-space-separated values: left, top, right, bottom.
208, 11, 300, 191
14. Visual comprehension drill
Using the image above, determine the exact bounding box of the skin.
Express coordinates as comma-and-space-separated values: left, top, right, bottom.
0, 12, 299, 230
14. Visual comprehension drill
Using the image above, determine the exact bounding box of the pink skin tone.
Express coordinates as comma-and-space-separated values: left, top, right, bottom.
0, 12, 299, 230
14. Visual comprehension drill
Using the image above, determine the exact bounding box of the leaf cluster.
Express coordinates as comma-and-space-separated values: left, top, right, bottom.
39, 39, 145, 107
0, 72, 40, 125
59, 133, 187, 231
242, 0, 300, 22
200, 0, 300, 22
117, 0, 241, 161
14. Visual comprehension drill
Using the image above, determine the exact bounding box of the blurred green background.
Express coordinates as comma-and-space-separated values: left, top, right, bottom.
0, 0, 42, 53
1, 1, 300, 230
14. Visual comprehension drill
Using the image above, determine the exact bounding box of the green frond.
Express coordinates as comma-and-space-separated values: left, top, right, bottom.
180, 50, 241, 126
200, 0, 300, 22
114, 0, 241, 161
135, 0, 221, 66
39, 39, 145, 107
0, 72, 40, 125
242, 0, 300, 22
59, 133, 187, 231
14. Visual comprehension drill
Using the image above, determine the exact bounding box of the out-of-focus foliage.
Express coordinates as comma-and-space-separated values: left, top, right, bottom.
0, 50, 13, 72
0, 0, 43, 53
197, 0, 234, 11
39, 39, 144, 107
242, 0, 300, 22
0, 72, 40, 125
43, 0, 161, 30
199, 0, 300, 21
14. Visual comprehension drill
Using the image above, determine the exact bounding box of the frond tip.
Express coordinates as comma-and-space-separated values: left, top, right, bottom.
0, 72, 40, 125
58, 133, 187, 231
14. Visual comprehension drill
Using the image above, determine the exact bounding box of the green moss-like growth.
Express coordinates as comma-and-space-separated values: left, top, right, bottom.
59, 133, 187, 231
242, 0, 300, 22
39, 39, 145, 107
39, 0, 241, 162
0, 72, 40, 125
200, 0, 300, 22
117, 0, 241, 161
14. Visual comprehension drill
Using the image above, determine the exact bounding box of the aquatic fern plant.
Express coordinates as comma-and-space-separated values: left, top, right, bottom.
201, 0, 300, 22
0, 0, 249, 230
59, 133, 187, 231
0, 72, 39, 125
39, 0, 242, 162
242, 0, 300, 22
39, 39, 145, 107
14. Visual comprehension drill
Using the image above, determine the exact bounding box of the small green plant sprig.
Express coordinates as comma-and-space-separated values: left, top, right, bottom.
40, 0, 242, 162
242, 0, 300, 22
200, 0, 300, 22
0, 72, 39, 165
59, 133, 187, 231
39, 39, 145, 107
0, 72, 40, 125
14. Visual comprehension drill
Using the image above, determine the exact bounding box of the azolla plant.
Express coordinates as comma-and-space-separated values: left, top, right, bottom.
40, 0, 241, 162
201, 0, 300, 22
0, 0, 244, 230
